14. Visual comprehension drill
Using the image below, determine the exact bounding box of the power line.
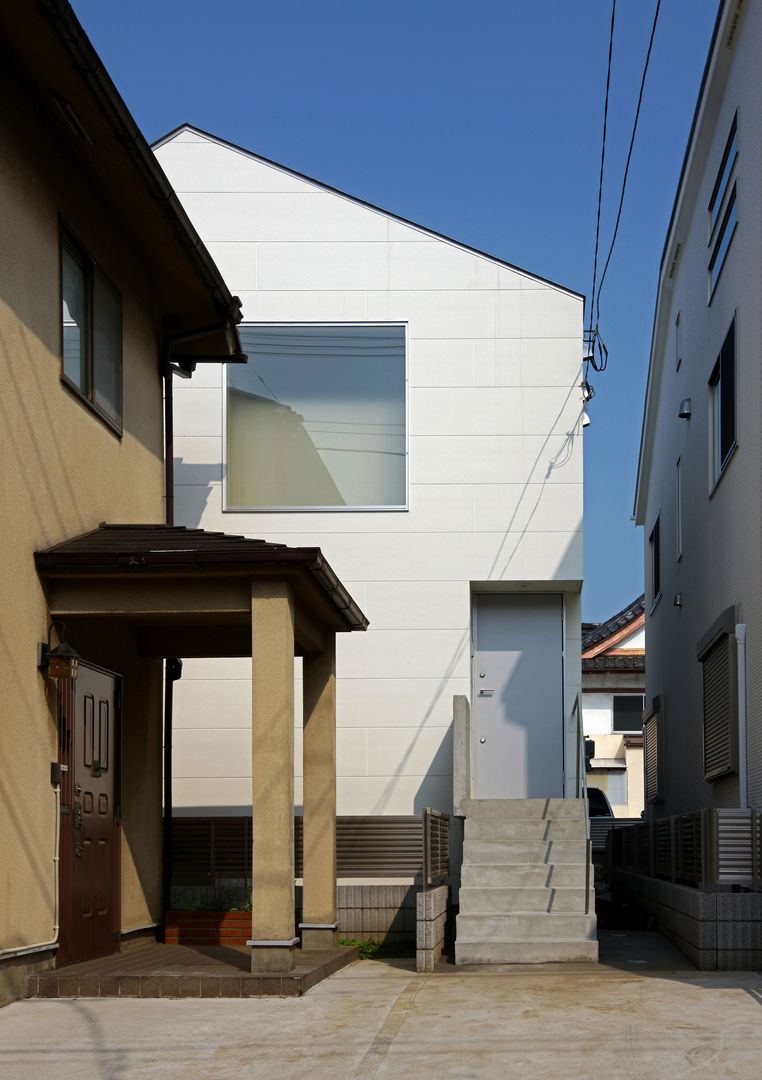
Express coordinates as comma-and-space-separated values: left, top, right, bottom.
595, 0, 662, 329
587, 0, 617, 353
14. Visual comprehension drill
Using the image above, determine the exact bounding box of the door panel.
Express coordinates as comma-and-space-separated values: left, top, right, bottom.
58, 661, 120, 965
472, 594, 563, 799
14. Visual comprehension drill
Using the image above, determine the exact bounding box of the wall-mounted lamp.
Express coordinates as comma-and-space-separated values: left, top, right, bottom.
38, 620, 80, 680
673, 593, 683, 608
678, 398, 692, 419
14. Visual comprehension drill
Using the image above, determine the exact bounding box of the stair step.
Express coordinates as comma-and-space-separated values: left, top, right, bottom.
458, 886, 588, 914
457, 912, 597, 941
465, 818, 586, 842
455, 938, 599, 965
464, 840, 589, 864
460, 864, 588, 889
461, 798, 586, 820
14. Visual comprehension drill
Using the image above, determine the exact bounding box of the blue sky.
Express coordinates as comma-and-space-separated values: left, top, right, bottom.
71, 0, 719, 620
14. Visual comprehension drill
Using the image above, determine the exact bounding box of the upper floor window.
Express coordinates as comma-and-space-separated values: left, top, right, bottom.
708, 114, 737, 238
61, 229, 122, 431
649, 514, 661, 610
708, 115, 738, 299
709, 317, 736, 487
226, 324, 407, 510
708, 187, 737, 297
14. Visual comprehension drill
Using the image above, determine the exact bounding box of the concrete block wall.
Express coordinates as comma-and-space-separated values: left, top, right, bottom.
416, 885, 449, 972
614, 869, 762, 969
337, 885, 417, 944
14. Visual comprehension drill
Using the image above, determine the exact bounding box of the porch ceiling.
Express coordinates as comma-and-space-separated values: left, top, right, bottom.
35, 524, 368, 657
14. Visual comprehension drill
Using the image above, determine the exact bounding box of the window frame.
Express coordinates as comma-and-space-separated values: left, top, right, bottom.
611, 693, 646, 734
708, 316, 737, 492
223, 322, 409, 513
643, 697, 664, 804
708, 184, 737, 300
649, 514, 661, 612
697, 608, 738, 781
708, 113, 737, 241
60, 225, 123, 434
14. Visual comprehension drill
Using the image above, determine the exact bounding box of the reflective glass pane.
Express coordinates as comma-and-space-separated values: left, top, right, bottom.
228, 326, 406, 508
93, 270, 122, 425
62, 244, 87, 389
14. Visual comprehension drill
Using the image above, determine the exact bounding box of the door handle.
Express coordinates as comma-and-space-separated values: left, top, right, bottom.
478, 689, 495, 695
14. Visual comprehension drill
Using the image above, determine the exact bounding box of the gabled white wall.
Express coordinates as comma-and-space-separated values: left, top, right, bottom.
155, 128, 584, 817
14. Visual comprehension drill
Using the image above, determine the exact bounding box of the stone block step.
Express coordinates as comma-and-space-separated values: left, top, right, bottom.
458, 886, 588, 914
463, 839, 589, 865
464, 818, 587, 842
457, 912, 597, 942
455, 938, 599, 965
461, 798, 586, 820
460, 863, 588, 889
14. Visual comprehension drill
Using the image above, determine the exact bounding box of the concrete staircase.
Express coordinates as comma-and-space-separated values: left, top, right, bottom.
455, 797, 598, 964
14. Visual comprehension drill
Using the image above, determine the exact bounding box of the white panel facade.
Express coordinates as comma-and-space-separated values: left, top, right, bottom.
156, 127, 584, 817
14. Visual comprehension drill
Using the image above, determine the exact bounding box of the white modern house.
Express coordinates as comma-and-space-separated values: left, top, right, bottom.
582, 596, 645, 821
154, 125, 595, 961
625, 0, 762, 968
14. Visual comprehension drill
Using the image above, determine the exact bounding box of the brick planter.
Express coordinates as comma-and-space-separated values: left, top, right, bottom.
165, 910, 252, 946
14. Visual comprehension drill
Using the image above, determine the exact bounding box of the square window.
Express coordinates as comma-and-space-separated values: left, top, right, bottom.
61, 229, 122, 430
226, 325, 407, 510
612, 695, 645, 733
708, 317, 736, 486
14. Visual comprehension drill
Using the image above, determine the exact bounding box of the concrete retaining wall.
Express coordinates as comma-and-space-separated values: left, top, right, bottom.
416, 886, 449, 972
337, 885, 417, 945
614, 869, 762, 969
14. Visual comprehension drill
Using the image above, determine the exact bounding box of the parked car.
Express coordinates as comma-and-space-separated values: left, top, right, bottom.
587, 787, 614, 817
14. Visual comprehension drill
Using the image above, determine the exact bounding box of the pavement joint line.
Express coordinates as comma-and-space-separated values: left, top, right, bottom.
351, 976, 425, 1080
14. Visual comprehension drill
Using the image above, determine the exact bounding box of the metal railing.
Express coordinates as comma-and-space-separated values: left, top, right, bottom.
422, 808, 450, 888
571, 692, 591, 914
613, 806, 762, 891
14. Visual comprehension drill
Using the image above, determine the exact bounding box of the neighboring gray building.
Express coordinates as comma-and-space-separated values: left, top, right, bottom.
634, 0, 760, 818
625, 0, 762, 968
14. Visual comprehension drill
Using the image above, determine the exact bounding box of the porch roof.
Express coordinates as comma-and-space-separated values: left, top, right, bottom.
35, 523, 368, 657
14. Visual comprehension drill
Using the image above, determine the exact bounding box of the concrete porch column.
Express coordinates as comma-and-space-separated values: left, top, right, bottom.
299, 636, 338, 950
248, 581, 298, 973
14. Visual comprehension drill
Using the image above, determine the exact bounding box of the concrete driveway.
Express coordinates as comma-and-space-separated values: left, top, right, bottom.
2, 932, 762, 1079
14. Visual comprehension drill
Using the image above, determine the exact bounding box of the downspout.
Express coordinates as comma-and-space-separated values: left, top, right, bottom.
736, 623, 747, 808
163, 657, 182, 932
163, 350, 175, 526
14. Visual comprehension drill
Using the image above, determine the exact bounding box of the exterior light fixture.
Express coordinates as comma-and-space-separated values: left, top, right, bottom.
678, 398, 692, 419
38, 620, 80, 680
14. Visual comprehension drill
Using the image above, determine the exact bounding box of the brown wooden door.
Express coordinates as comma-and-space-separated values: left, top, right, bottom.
58, 661, 120, 965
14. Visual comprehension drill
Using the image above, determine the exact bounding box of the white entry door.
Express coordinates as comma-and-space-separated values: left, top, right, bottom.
472, 593, 564, 799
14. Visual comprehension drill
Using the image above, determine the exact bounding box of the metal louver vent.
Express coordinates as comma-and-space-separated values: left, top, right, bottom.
702, 634, 737, 780
644, 711, 662, 803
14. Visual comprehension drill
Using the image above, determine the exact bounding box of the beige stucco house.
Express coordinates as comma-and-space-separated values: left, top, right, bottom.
0, 0, 364, 1003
